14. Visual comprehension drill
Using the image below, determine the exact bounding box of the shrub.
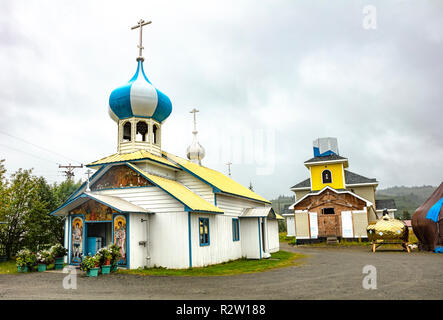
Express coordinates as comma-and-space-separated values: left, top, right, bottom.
50, 243, 68, 258
36, 249, 52, 265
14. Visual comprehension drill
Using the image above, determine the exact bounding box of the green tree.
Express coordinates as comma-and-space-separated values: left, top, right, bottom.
0, 162, 81, 258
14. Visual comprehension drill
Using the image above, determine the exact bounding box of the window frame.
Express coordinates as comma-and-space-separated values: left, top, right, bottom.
232, 218, 240, 242
322, 169, 332, 184
199, 217, 210, 246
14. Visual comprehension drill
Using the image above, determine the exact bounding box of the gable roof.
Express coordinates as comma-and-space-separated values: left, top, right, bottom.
304, 154, 348, 165
289, 185, 373, 209
127, 163, 223, 214
344, 170, 378, 185
86, 150, 179, 170
51, 192, 151, 216
290, 170, 378, 190
241, 207, 277, 219
291, 178, 310, 189
164, 152, 270, 204
375, 199, 397, 210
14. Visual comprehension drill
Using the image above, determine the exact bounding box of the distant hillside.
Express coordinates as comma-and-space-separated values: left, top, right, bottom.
376, 185, 437, 219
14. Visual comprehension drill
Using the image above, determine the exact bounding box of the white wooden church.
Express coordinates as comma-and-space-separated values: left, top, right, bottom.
51, 20, 280, 269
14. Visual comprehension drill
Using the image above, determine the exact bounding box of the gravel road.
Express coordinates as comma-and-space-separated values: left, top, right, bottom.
0, 243, 441, 300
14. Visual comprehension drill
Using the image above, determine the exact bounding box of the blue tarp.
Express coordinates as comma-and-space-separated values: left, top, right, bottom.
426, 197, 443, 222
435, 247, 443, 253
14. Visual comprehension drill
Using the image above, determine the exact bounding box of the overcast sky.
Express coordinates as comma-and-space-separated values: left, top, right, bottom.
0, 0, 442, 199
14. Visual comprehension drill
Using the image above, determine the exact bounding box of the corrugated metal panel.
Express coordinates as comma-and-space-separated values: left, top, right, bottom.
164, 152, 270, 204
87, 150, 179, 169
241, 207, 276, 218
127, 163, 223, 214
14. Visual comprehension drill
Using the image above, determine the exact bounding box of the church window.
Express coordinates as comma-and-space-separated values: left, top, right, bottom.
199, 218, 210, 246
91, 165, 153, 190
123, 122, 131, 142
136, 121, 148, 141
153, 124, 159, 144
322, 170, 332, 184
232, 218, 240, 241
322, 208, 335, 215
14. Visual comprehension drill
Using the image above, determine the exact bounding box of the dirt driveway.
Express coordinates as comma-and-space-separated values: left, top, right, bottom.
0, 243, 441, 300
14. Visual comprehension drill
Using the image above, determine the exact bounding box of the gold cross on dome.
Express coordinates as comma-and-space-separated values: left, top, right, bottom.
131, 19, 152, 61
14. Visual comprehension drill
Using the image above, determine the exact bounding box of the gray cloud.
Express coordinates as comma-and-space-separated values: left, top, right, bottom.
0, 0, 442, 198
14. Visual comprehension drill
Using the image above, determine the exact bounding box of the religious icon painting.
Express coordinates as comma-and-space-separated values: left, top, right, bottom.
113, 215, 127, 265
71, 217, 83, 264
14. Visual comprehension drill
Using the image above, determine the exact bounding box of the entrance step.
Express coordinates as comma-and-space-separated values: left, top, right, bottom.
326, 237, 338, 245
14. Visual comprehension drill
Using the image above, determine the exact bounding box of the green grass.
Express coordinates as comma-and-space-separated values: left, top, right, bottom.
0, 260, 18, 274
118, 250, 304, 277
279, 232, 296, 244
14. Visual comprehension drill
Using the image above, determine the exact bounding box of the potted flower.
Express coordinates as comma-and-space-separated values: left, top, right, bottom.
80, 255, 100, 277
16, 249, 30, 273
97, 247, 112, 275
50, 243, 68, 270
109, 244, 122, 272
16, 249, 36, 272
36, 249, 52, 272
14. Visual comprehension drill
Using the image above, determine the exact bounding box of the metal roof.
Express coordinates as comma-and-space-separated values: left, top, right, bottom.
291, 170, 377, 190
304, 154, 348, 164
86, 150, 179, 169
127, 163, 223, 214
240, 207, 278, 219
164, 152, 271, 204
375, 199, 397, 210
51, 192, 152, 216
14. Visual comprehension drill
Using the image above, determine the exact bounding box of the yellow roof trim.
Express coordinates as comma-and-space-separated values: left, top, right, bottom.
275, 213, 284, 220
127, 163, 223, 214
164, 152, 271, 204
86, 150, 179, 169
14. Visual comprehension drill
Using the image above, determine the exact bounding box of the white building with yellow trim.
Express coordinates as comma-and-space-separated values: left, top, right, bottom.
51, 27, 280, 269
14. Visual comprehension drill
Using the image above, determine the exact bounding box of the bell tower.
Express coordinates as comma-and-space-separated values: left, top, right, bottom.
108, 19, 172, 156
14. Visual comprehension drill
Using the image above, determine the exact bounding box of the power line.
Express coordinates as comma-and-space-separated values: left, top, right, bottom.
0, 130, 83, 165
0, 143, 60, 165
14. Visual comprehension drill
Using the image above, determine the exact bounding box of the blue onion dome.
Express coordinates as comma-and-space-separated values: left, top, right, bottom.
108, 60, 172, 123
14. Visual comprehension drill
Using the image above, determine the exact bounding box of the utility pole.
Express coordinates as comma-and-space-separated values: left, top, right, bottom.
59, 163, 83, 181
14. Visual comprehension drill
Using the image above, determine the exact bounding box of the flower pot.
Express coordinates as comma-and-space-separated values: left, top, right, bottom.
101, 265, 111, 275
17, 265, 29, 273
111, 264, 118, 272
86, 267, 99, 277
105, 259, 111, 266
38, 264, 47, 272
54, 257, 64, 270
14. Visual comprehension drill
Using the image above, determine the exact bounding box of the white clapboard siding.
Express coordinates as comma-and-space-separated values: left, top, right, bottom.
190, 213, 242, 267
286, 216, 295, 237
95, 187, 185, 213
136, 162, 177, 180
149, 211, 189, 269
176, 171, 215, 204
129, 213, 148, 269
64, 218, 69, 263
240, 218, 261, 259
216, 194, 266, 217
267, 219, 280, 253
